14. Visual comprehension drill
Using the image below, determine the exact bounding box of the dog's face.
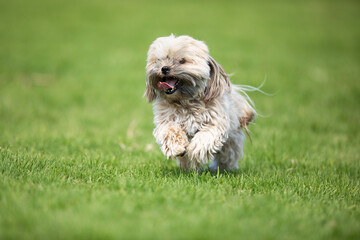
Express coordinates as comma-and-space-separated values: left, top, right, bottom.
145, 35, 230, 102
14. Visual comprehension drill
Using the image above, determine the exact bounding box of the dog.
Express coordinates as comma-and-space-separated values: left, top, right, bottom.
145, 35, 256, 171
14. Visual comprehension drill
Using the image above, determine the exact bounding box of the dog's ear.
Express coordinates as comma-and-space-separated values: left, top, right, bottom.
144, 78, 156, 102
204, 56, 231, 102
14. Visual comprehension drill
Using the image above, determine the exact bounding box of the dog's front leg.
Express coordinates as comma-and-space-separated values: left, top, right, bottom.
187, 123, 228, 166
153, 123, 189, 159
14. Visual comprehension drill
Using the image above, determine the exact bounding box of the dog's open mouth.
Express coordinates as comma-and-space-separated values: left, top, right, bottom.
157, 77, 179, 95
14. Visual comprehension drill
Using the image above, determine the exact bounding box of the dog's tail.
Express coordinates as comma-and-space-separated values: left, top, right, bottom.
233, 79, 272, 140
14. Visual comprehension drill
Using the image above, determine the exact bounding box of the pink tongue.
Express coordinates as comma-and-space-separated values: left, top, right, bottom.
157, 79, 177, 90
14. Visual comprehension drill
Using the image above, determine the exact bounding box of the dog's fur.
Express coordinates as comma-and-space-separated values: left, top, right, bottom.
145, 35, 255, 171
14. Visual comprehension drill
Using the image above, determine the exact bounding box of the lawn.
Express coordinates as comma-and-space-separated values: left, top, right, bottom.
0, 0, 359, 239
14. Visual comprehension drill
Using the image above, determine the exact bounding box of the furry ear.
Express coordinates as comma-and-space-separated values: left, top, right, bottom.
144, 78, 156, 102
204, 56, 231, 102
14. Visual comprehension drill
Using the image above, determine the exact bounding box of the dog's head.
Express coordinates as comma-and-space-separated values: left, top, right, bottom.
145, 35, 230, 102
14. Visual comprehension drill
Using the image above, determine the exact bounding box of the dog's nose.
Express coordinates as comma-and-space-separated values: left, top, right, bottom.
161, 66, 170, 75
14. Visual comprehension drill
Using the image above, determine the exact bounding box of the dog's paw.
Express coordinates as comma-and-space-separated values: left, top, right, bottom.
161, 143, 187, 159
160, 126, 188, 159
187, 142, 211, 164
187, 132, 216, 164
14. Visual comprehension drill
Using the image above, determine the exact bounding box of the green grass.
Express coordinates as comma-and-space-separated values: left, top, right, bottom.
0, 0, 359, 239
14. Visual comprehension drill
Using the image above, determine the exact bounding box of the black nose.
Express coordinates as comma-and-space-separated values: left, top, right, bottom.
161, 66, 170, 75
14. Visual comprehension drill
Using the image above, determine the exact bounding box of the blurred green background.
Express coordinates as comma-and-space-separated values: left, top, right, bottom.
0, 0, 359, 239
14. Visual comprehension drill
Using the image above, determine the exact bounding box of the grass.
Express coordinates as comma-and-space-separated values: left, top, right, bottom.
0, 0, 359, 239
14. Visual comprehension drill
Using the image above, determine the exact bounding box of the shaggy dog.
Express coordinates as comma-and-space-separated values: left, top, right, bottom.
145, 35, 255, 171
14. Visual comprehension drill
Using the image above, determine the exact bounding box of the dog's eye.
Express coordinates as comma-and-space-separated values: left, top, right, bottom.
179, 58, 186, 64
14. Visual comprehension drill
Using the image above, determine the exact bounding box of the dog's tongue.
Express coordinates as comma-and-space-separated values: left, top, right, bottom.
157, 79, 177, 90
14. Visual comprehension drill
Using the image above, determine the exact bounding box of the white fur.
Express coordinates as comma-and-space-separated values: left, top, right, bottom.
145, 35, 256, 171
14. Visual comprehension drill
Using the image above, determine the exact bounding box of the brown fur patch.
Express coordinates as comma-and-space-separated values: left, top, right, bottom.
165, 127, 189, 147
239, 111, 255, 141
